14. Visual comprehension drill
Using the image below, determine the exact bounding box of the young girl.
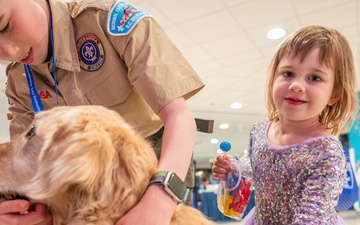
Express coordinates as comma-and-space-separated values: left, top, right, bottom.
212, 25, 357, 224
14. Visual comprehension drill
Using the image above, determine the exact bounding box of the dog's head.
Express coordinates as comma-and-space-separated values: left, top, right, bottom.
0, 105, 158, 223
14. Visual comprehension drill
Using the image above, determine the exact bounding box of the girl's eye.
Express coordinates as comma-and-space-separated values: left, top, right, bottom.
309, 75, 321, 82
282, 71, 293, 78
0, 22, 9, 33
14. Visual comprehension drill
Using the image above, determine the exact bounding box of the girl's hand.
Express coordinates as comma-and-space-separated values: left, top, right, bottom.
0, 200, 52, 225
212, 154, 233, 180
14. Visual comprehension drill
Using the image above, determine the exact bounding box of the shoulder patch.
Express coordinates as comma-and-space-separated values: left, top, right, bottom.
107, 1, 150, 36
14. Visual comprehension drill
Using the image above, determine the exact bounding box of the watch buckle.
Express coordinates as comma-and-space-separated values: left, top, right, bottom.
182, 188, 190, 202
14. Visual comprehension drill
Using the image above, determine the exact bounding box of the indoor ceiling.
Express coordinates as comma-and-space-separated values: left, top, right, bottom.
0, 0, 359, 168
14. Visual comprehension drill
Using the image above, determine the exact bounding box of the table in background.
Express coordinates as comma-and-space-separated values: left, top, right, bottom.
200, 191, 234, 221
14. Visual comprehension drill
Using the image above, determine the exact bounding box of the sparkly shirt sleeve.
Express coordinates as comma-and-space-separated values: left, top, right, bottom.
293, 139, 345, 224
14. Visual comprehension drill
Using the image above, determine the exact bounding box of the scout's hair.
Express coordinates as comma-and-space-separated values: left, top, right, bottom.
0, 105, 215, 225
265, 25, 357, 135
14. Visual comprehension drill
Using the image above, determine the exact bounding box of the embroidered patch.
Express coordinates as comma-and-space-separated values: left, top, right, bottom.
107, 1, 150, 36
76, 33, 105, 71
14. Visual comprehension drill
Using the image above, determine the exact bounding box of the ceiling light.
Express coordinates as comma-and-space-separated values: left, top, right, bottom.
216, 149, 223, 154
210, 138, 219, 144
267, 28, 286, 40
230, 102, 242, 109
219, 123, 229, 129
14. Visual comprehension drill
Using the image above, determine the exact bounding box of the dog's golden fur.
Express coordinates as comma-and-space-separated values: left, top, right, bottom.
0, 105, 215, 225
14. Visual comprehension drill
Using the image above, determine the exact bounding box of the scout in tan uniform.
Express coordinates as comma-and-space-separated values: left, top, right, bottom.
0, 0, 204, 224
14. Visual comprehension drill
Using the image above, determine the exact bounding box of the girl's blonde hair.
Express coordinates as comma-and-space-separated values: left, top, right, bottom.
266, 25, 358, 135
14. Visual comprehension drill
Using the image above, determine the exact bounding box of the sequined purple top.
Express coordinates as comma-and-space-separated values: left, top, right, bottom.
248, 121, 345, 224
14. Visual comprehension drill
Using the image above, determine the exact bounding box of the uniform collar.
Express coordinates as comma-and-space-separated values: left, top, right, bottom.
48, 0, 81, 72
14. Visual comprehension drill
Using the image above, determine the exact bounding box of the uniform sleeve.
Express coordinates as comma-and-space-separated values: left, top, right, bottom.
108, 17, 204, 113
5, 64, 35, 139
293, 143, 345, 224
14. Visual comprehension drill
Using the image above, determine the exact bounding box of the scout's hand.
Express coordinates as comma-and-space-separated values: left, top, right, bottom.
0, 200, 52, 225
115, 185, 176, 225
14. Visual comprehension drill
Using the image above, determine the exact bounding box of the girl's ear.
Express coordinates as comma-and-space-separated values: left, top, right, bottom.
328, 95, 340, 106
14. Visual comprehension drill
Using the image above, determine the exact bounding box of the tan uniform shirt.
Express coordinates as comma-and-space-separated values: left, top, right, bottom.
6, 0, 204, 139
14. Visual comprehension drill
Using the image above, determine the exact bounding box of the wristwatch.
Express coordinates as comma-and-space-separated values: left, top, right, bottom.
149, 171, 190, 203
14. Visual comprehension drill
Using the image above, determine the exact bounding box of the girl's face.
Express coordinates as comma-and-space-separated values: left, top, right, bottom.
0, 0, 50, 65
272, 48, 338, 123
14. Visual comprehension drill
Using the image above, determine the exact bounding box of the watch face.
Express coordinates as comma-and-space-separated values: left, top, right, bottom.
165, 173, 188, 202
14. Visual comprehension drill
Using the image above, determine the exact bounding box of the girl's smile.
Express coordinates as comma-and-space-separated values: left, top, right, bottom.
284, 97, 307, 105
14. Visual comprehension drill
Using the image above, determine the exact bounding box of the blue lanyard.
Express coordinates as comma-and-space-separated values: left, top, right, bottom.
24, 64, 44, 112
24, 2, 58, 113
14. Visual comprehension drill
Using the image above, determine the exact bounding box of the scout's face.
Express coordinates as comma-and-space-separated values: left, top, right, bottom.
0, 0, 50, 65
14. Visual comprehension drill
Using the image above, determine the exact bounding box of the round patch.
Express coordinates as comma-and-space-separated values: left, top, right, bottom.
76, 33, 105, 71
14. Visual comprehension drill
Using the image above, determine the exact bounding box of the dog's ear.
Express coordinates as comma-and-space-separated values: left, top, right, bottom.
110, 127, 158, 213
22, 119, 118, 200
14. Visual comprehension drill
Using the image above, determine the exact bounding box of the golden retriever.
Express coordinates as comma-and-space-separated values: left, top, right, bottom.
0, 105, 215, 225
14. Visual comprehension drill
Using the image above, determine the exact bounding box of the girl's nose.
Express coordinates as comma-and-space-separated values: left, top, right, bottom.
289, 80, 305, 93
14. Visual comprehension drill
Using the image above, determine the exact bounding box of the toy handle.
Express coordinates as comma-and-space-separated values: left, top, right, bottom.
223, 159, 241, 191
219, 141, 242, 191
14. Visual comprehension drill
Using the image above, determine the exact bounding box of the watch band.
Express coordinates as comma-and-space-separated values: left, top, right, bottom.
149, 171, 189, 203
149, 171, 168, 184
